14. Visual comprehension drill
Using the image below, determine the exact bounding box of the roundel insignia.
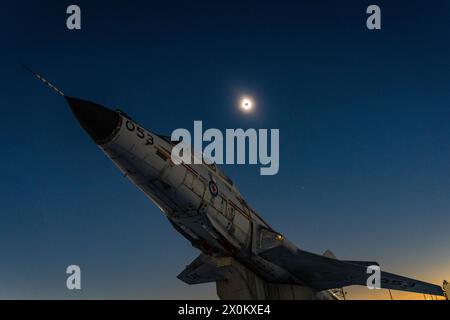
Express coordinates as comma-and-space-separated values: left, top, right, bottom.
209, 180, 219, 197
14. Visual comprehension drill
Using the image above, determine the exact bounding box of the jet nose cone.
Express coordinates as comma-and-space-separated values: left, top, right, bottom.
65, 97, 121, 145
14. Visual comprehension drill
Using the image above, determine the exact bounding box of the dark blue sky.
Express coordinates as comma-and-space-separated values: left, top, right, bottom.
1, 1, 450, 299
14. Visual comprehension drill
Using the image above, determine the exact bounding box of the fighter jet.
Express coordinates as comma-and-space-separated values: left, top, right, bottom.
30, 69, 444, 300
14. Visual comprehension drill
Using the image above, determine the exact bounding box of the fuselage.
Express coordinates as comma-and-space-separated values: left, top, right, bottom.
62, 96, 336, 299
102, 112, 295, 283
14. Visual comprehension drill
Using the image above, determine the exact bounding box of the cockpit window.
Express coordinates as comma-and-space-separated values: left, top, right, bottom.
203, 162, 234, 186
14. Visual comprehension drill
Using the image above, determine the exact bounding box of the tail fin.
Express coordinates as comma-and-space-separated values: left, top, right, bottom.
323, 249, 336, 259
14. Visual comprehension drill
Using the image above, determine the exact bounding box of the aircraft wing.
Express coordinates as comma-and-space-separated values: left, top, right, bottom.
260, 245, 444, 296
